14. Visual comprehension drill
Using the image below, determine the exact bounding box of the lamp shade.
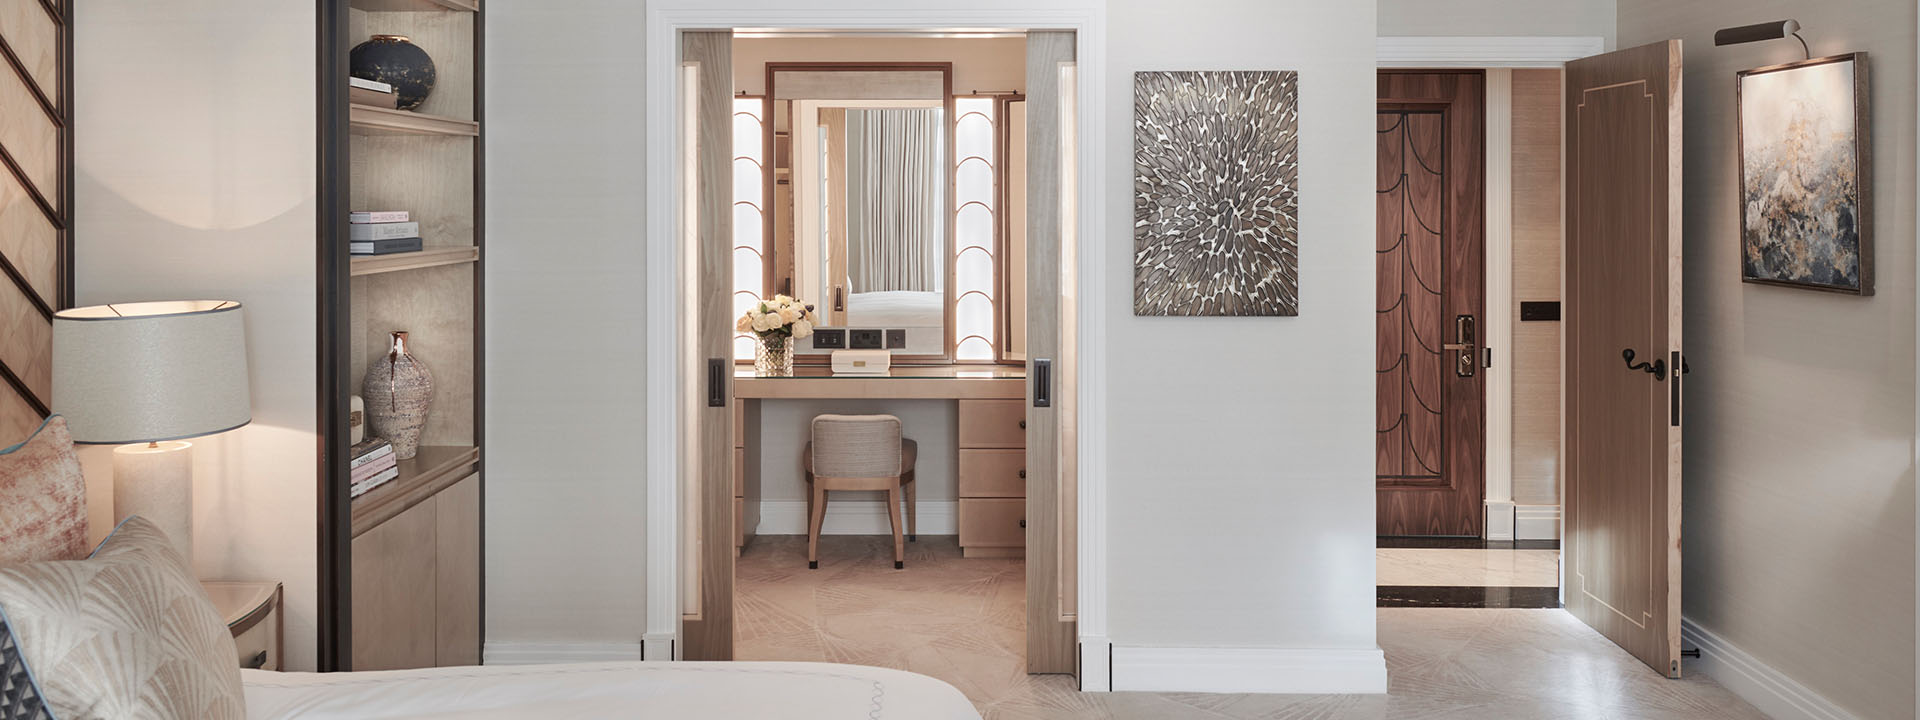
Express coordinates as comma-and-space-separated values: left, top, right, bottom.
52, 300, 251, 445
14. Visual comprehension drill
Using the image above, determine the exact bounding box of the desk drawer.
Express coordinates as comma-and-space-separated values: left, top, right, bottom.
958, 450, 1026, 498
958, 400, 1025, 449
958, 498, 1025, 548
234, 607, 279, 671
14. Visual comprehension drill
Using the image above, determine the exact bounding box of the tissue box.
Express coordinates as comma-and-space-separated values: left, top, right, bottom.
831, 350, 891, 375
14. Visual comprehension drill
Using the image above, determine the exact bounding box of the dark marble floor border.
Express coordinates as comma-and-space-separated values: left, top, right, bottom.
1377, 537, 1561, 550
1377, 585, 1562, 609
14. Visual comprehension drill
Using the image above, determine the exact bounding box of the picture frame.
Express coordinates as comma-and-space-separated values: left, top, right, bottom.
1736, 52, 1872, 295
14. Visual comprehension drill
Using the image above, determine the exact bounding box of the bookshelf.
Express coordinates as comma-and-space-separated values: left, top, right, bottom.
319, 0, 483, 672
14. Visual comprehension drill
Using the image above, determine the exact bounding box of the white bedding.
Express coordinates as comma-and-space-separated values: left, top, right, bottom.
242, 662, 979, 720
846, 290, 942, 328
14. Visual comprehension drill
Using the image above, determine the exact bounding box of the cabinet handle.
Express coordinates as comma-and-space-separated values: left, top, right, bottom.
1018, 420, 1027, 430
1019, 518, 1027, 529
1018, 469, 1026, 479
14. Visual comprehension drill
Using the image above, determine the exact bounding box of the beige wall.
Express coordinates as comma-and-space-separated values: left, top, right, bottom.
1379, 0, 1615, 48
75, 0, 319, 670
733, 37, 1026, 95
1509, 68, 1560, 509
1617, 3, 1917, 719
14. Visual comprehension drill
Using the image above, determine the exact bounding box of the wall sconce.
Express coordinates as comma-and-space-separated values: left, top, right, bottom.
1714, 20, 1809, 59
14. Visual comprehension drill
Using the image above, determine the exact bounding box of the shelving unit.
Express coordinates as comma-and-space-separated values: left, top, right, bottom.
319, 0, 483, 673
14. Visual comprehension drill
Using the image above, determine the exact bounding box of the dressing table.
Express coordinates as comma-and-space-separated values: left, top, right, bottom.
733, 365, 1028, 558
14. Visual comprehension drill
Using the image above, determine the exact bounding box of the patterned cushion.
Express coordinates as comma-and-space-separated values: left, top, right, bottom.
0, 611, 52, 719
0, 417, 88, 566
0, 517, 243, 719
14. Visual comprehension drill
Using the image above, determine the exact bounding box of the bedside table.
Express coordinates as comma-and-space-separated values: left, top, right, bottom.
202, 581, 282, 670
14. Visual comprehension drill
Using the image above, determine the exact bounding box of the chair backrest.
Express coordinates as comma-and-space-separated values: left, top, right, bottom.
810, 414, 903, 478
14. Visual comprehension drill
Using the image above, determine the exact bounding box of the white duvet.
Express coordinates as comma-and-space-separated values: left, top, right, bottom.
845, 290, 942, 328
242, 662, 979, 720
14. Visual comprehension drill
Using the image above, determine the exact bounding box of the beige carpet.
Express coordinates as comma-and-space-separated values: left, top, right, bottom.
736, 535, 1767, 719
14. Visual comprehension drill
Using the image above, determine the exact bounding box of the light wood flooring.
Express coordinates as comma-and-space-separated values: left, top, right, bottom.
735, 535, 1767, 719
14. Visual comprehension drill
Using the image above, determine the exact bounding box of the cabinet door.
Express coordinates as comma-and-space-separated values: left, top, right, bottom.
352, 496, 438, 670
435, 475, 481, 666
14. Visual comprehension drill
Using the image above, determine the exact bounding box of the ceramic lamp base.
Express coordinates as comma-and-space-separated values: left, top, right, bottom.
112, 441, 194, 562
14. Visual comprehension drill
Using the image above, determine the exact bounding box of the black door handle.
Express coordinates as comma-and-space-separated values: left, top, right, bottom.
1622, 348, 1666, 381
1032, 358, 1052, 408
707, 358, 728, 407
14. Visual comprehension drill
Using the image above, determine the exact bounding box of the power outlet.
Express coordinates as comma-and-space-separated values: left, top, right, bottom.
884, 329, 907, 349
849, 328, 884, 350
813, 328, 847, 349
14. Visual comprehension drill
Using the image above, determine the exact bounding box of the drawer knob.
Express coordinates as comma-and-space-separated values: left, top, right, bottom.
1019, 420, 1027, 430
1019, 518, 1027, 529
1018, 469, 1026, 479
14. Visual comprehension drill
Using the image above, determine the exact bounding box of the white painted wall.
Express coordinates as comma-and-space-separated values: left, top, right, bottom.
1103, 0, 1379, 650
74, 0, 320, 670
734, 37, 1027, 95
1378, 0, 1616, 49
1615, 3, 1917, 719
484, 1, 652, 648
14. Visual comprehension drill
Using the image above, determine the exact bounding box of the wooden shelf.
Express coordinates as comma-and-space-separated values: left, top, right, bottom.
350, 445, 480, 537
350, 246, 478, 277
350, 0, 477, 11
351, 104, 478, 137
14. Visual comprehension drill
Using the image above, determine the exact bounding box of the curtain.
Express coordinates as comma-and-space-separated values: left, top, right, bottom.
845, 108, 943, 293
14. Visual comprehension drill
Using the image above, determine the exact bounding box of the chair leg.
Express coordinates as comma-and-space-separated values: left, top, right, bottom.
886, 485, 905, 569
808, 485, 828, 570
904, 473, 917, 542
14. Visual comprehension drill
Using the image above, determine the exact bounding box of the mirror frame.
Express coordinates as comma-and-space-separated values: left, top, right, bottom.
766, 62, 958, 364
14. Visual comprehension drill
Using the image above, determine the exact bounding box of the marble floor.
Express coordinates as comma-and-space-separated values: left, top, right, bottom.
736, 535, 1766, 719
1376, 548, 1560, 587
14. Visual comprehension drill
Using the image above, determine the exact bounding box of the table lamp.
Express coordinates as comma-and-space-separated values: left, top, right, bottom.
51, 300, 251, 561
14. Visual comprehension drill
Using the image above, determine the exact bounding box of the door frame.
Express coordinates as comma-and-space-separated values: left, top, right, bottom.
1377, 36, 1602, 549
642, 0, 1115, 690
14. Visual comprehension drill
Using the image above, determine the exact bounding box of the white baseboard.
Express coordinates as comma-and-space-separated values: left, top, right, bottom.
484, 642, 644, 665
1111, 646, 1388, 694
1485, 500, 1516, 541
642, 633, 676, 662
1681, 619, 1859, 720
1514, 505, 1560, 540
754, 500, 956, 536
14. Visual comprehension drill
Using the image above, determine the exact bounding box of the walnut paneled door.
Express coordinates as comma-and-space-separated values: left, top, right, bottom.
0, 0, 70, 442
1375, 72, 1484, 537
1563, 40, 1684, 679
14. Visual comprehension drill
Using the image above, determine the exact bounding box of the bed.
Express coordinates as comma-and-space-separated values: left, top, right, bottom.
846, 289, 943, 328
242, 661, 979, 719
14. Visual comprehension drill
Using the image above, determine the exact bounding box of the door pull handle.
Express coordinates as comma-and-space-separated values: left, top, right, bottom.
1031, 359, 1052, 408
707, 358, 729, 407
1622, 348, 1667, 381
1446, 315, 1476, 377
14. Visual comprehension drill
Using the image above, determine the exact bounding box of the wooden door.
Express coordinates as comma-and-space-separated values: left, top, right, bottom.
1563, 40, 1683, 678
1375, 72, 1485, 537
1023, 30, 1076, 676
683, 30, 735, 662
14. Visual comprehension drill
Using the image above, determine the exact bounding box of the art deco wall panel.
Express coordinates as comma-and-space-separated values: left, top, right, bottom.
0, 0, 68, 439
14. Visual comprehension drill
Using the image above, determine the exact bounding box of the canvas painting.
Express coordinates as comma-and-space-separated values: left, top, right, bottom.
1134, 71, 1299, 316
1738, 53, 1872, 294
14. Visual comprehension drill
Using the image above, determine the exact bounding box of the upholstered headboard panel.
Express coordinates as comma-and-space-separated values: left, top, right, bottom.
0, 0, 73, 442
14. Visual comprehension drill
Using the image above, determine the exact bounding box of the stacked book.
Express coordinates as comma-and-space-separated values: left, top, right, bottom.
349, 438, 400, 498
350, 211, 422, 256
350, 77, 399, 109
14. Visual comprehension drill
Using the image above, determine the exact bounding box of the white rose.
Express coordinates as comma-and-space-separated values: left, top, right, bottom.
778, 306, 801, 324
751, 314, 779, 332
792, 319, 814, 339
735, 315, 754, 333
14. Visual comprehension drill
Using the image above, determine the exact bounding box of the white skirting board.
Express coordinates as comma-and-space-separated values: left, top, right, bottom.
1110, 646, 1388, 694
1485, 500, 1517, 541
1681, 618, 1859, 720
1514, 504, 1560, 540
753, 500, 956, 536
484, 642, 645, 665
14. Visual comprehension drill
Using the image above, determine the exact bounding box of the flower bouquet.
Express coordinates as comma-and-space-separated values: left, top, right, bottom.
736, 295, 818, 376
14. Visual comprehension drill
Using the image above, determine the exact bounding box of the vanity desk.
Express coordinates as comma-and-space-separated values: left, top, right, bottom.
732, 365, 1029, 558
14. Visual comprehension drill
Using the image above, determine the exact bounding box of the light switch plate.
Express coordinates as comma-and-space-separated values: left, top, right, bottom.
884, 329, 907, 349
849, 329, 884, 350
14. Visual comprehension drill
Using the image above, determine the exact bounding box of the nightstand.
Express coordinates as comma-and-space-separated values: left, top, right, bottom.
202, 581, 282, 670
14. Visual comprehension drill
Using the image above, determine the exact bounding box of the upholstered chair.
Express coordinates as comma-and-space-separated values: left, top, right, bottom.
803, 414, 917, 569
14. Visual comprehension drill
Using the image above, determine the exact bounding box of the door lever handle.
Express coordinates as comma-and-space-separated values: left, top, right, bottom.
1622, 348, 1666, 381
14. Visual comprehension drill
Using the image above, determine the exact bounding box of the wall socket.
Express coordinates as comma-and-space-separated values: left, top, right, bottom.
849, 328, 884, 349
884, 329, 907, 349
813, 328, 847, 349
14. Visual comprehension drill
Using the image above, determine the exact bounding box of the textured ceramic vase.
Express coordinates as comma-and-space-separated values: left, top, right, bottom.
350, 34, 437, 110
364, 331, 434, 459
756, 335, 793, 376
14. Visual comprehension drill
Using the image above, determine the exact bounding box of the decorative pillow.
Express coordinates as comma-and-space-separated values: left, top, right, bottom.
1, 611, 52, 719
0, 517, 243, 720
0, 416, 88, 566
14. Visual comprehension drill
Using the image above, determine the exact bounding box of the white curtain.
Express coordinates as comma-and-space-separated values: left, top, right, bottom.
846, 108, 943, 293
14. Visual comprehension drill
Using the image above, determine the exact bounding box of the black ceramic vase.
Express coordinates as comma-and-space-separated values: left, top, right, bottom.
350, 34, 436, 111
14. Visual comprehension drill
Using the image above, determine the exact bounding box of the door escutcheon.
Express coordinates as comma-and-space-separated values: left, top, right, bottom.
1441, 314, 1476, 377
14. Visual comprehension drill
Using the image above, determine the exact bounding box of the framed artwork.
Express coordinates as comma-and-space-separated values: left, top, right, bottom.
1134, 71, 1299, 316
1737, 52, 1872, 294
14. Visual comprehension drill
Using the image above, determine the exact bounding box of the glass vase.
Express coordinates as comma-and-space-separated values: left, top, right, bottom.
755, 334, 793, 376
